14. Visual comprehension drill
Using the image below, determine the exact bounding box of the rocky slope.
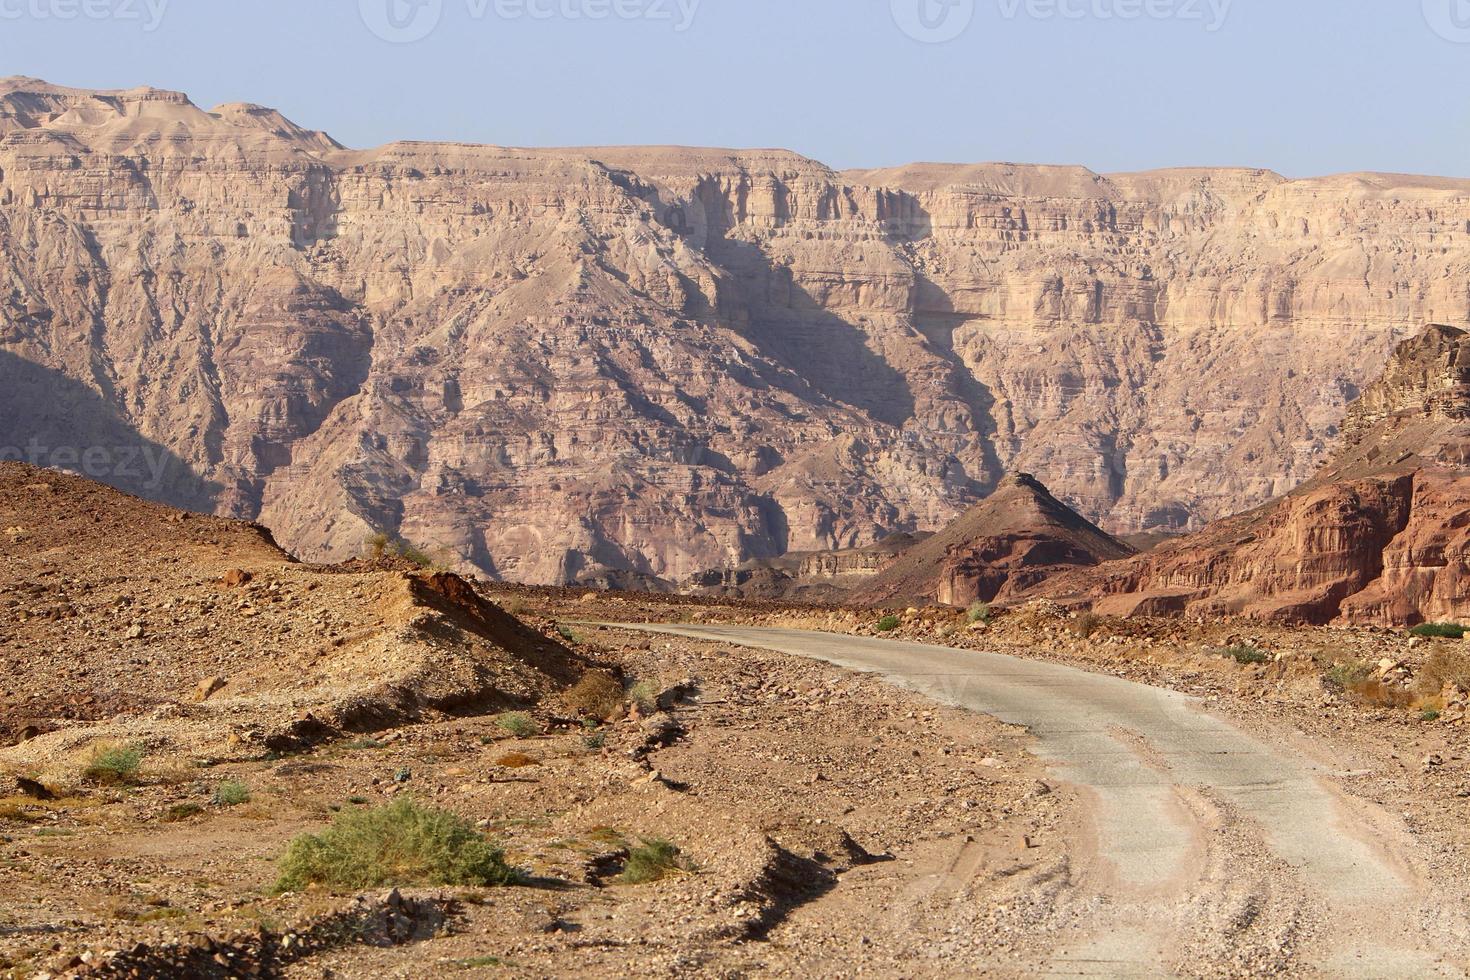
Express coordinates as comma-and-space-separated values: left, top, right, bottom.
5, 78, 1470, 583
858, 473, 1135, 607
0, 460, 591, 757
1042, 324, 1470, 625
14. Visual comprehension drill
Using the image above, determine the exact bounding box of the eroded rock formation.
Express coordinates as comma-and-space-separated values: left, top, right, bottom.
1045, 324, 1470, 625
859, 473, 1135, 607
4, 78, 1470, 582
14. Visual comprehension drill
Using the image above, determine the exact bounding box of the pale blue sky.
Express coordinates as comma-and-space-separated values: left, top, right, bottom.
1, 0, 1466, 176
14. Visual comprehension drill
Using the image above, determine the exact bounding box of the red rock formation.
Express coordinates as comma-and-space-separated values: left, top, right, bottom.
858, 474, 1135, 607
1045, 324, 1470, 625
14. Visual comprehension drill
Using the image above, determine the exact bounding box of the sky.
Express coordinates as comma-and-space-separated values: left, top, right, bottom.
0, 0, 1466, 177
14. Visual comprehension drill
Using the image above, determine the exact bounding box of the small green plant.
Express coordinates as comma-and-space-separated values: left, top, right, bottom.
1412, 622, 1468, 639
1325, 661, 1373, 688
619, 838, 688, 885
583, 731, 606, 751
213, 781, 251, 807
274, 797, 519, 893
557, 626, 580, 645
1220, 645, 1270, 666
876, 615, 902, 633
365, 532, 438, 570
83, 743, 145, 786
342, 738, 387, 751
494, 712, 539, 738
967, 602, 992, 625
626, 681, 659, 715
1422, 709, 1443, 723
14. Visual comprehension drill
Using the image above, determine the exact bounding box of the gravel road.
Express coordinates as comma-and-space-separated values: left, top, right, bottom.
620, 624, 1464, 978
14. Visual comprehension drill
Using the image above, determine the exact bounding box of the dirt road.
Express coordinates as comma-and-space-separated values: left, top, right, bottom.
621, 624, 1466, 978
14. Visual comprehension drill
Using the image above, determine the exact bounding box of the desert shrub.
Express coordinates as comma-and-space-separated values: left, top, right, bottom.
1325, 661, 1373, 689
1072, 612, 1103, 639
967, 602, 992, 625
494, 712, 539, 738
163, 803, 205, 823
557, 626, 580, 645
1346, 677, 1416, 709
0, 803, 40, 824
213, 781, 251, 807
626, 681, 659, 715
619, 838, 687, 884
364, 533, 436, 570
1422, 708, 1443, 723
1417, 647, 1470, 696
83, 743, 145, 786
274, 797, 518, 893
496, 596, 528, 616
564, 672, 625, 719
583, 731, 607, 751
1220, 645, 1270, 666
876, 615, 902, 633
1411, 623, 1467, 639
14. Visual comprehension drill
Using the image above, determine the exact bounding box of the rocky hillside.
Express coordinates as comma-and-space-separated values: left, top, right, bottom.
858, 473, 1135, 607
4, 78, 1470, 583
0, 460, 592, 757
1043, 324, 1470, 625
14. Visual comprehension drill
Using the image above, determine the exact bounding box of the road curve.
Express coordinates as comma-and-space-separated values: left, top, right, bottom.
612, 624, 1464, 978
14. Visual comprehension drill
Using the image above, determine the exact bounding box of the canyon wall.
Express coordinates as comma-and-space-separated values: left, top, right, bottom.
2, 78, 1469, 583
1046, 324, 1470, 625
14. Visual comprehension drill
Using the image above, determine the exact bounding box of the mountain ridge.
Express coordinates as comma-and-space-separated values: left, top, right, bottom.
3, 78, 1470, 583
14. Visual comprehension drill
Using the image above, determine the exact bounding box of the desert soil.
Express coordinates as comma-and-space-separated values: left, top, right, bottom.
5, 465, 1470, 977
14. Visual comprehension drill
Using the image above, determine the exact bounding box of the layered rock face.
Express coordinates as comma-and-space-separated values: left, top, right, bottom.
1048, 325, 1470, 625
4, 78, 1470, 583
859, 473, 1135, 607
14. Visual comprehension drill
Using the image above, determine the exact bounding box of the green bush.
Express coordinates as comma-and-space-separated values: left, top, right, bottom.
626, 681, 659, 715
1325, 661, 1373, 688
1411, 623, 1467, 640
274, 797, 519, 893
83, 743, 145, 786
494, 712, 539, 738
1220, 645, 1270, 665
213, 781, 251, 807
966, 602, 992, 625
876, 615, 902, 633
619, 838, 686, 884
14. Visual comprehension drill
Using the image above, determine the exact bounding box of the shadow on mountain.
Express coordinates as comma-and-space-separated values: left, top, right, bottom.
0, 349, 220, 511
709, 237, 918, 428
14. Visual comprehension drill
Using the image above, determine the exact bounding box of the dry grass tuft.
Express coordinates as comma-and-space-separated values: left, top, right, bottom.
563, 671, 625, 719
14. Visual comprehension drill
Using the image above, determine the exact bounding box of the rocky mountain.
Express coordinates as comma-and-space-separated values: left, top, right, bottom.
858, 473, 1135, 607
1043, 324, 1470, 625
4, 77, 1470, 583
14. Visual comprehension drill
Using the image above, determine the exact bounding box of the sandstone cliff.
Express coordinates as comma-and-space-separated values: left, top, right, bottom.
1045, 324, 1470, 625
4, 78, 1470, 583
858, 473, 1135, 607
